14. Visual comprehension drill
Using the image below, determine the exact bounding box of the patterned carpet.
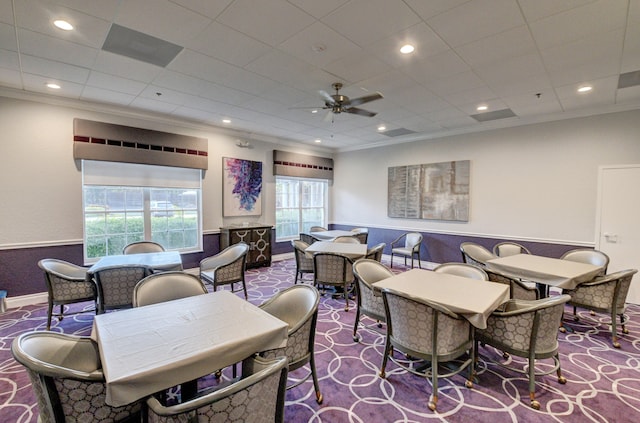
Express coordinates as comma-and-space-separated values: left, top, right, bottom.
2, 257, 640, 422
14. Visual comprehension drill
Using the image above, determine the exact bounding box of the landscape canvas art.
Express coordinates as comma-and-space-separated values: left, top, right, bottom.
223, 157, 263, 217
388, 160, 470, 221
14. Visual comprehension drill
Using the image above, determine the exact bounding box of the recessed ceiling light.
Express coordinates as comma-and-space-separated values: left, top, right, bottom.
476, 105, 488, 111
578, 85, 593, 93
400, 44, 415, 54
53, 20, 73, 31
314, 139, 321, 143
222, 119, 231, 124
377, 125, 386, 131
311, 109, 318, 114
46, 83, 61, 89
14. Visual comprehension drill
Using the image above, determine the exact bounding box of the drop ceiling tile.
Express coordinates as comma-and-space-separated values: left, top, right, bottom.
46, 0, 120, 20
18, 29, 98, 68
0, 23, 17, 51
244, 48, 319, 85
216, 0, 315, 47
323, 49, 392, 84
529, 0, 627, 50
81, 86, 136, 105
487, 73, 553, 98
0, 48, 20, 70
455, 25, 537, 69
153, 70, 256, 106
168, 0, 233, 19
555, 75, 618, 109
0, 67, 22, 88
0, 0, 13, 25
502, 89, 563, 116
184, 21, 271, 68
425, 71, 488, 98
130, 96, 180, 114
258, 84, 316, 107
426, 0, 524, 47
518, 0, 599, 22
86, 71, 147, 95
617, 85, 640, 104
442, 85, 499, 107
321, 0, 421, 47
22, 72, 84, 97
474, 53, 548, 88
115, 0, 212, 45
20, 54, 90, 83
93, 51, 163, 83
621, 23, 640, 72
287, 0, 349, 19
403, 0, 472, 20
402, 49, 470, 84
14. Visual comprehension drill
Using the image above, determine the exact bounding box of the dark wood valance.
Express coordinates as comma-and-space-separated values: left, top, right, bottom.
273, 150, 333, 180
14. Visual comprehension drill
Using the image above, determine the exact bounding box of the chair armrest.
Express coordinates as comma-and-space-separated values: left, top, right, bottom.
492, 295, 571, 316
200, 255, 230, 271
390, 234, 405, 248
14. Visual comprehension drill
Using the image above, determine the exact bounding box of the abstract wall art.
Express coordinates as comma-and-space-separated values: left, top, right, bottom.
388, 160, 470, 221
223, 157, 263, 217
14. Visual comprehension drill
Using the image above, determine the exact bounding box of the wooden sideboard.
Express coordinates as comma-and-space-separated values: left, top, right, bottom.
220, 224, 273, 268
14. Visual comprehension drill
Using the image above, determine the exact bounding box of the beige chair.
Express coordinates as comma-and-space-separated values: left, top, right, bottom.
133, 271, 207, 307
485, 268, 540, 300
460, 242, 497, 268
350, 227, 369, 244
11, 331, 142, 423
309, 226, 327, 232
259, 284, 323, 404
433, 263, 488, 280
145, 356, 288, 423
493, 241, 531, 257
291, 239, 314, 284
122, 240, 165, 254
475, 295, 571, 410
561, 249, 609, 275
365, 242, 385, 262
352, 259, 394, 342
563, 269, 638, 348
390, 232, 423, 268
200, 243, 249, 299
38, 259, 96, 330
92, 264, 151, 313
334, 235, 360, 244
380, 287, 474, 411
313, 252, 354, 311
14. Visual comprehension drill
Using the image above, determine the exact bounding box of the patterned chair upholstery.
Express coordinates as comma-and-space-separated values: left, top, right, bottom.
475, 295, 571, 410
199, 243, 249, 299
11, 331, 142, 423
300, 233, 320, 245
122, 240, 165, 254
92, 264, 151, 313
563, 269, 638, 348
352, 259, 394, 341
259, 284, 323, 404
350, 227, 369, 244
380, 287, 474, 412
133, 271, 207, 307
485, 268, 540, 300
460, 242, 497, 268
313, 252, 354, 311
390, 232, 423, 268
38, 259, 97, 330
492, 241, 531, 257
433, 263, 488, 280
291, 239, 314, 284
365, 243, 385, 262
145, 356, 288, 423
561, 249, 610, 276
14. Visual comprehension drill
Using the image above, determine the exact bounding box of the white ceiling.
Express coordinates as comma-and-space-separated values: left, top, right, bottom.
2, 0, 640, 151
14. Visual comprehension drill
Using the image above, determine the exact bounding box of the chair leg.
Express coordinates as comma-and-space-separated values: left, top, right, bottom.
352, 309, 361, 341
528, 356, 540, 410
390, 253, 394, 268
343, 283, 349, 312
309, 352, 323, 404
612, 312, 622, 348
379, 343, 392, 379
241, 281, 248, 300
429, 354, 438, 411
46, 301, 54, 330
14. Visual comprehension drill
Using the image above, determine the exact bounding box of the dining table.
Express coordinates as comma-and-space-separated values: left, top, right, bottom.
303, 230, 355, 241
88, 251, 184, 274
90, 291, 288, 407
485, 253, 604, 296
305, 240, 368, 259
373, 268, 510, 329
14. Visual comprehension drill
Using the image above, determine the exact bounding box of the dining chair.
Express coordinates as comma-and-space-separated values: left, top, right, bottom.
300, 233, 320, 245
485, 268, 540, 300
92, 264, 151, 314
365, 242, 386, 262
492, 241, 531, 257
259, 284, 323, 404
334, 235, 360, 244
132, 271, 207, 307
352, 259, 394, 342
390, 232, 423, 268
459, 242, 497, 268
309, 226, 327, 232
37, 259, 97, 330
560, 248, 609, 275
11, 331, 142, 423
122, 240, 165, 254
291, 239, 314, 284
350, 227, 369, 244
380, 286, 474, 412
563, 269, 638, 348
433, 263, 488, 280
199, 242, 249, 299
145, 356, 288, 423
475, 294, 571, 410
313, 252, 354, 311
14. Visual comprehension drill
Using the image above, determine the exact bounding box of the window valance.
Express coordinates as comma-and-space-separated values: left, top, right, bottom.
273, 150, 333, 180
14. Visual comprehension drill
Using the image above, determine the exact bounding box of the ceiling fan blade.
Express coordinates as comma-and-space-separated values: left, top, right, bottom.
319, 90, 335, 105
348, 92, 383, 107
345, 107, 377, 117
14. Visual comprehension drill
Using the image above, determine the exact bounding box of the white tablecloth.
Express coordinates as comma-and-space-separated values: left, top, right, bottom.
88, 251, 183, 273
305, 241, 367, 259
306, 230, 356, 241
91, 291, 288, 407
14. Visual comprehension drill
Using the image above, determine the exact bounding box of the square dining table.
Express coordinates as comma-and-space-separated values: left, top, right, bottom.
91, 291, 288, 407
486, 254, 604, 293
302, 230, 355, 241
88, 251, 183, 274
373, 269, 509, 329
305, 241, 368, 259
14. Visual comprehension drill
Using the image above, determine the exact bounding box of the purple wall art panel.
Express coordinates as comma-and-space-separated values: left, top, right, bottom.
222, 157, 263, 216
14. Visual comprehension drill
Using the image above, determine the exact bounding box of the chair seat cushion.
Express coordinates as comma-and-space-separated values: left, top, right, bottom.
392, 247, 414, 255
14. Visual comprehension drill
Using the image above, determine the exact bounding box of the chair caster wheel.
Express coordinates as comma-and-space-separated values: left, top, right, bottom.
379, 371, 386, 378
428, 401, 437, 411
613, 341, 621, 349
465, 380, 473, 388
353, 335, 360, 342
558, 376, 567, 384
623, 328, 629, 334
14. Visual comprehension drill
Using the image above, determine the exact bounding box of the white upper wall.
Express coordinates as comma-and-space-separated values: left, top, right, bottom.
333, 110, 640, 245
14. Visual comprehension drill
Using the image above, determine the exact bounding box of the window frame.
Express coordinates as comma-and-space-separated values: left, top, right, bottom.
275, 176, 328, 242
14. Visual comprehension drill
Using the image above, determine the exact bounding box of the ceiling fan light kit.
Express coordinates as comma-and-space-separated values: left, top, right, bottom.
318, 82, 383, 118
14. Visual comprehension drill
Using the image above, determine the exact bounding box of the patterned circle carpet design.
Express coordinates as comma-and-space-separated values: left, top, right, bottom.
1, 257, 640, 422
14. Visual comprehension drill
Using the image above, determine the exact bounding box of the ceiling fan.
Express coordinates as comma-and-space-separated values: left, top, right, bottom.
315, 82, 383, 118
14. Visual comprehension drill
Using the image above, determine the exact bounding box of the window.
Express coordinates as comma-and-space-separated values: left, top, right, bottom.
82, 161, 202, 261
275, 176, 328, 241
